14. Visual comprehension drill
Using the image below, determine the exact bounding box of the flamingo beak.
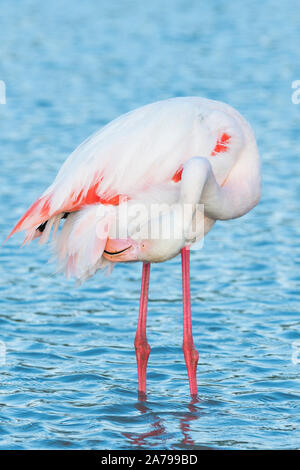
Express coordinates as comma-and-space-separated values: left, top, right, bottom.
102, 237, 139, 262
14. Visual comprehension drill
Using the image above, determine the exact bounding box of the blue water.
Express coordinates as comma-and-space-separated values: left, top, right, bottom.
0, 0, 300, 450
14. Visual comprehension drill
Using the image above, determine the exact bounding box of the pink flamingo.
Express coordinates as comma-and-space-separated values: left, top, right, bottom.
8, 97, 261, 398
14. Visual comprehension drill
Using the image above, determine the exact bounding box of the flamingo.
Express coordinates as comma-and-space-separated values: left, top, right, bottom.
7, 97, 261, 398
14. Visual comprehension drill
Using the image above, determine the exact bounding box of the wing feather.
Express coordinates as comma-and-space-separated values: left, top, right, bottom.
8, 97, 246, 240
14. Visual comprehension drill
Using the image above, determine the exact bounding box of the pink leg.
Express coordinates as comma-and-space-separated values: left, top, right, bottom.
181, 247, 199, 397
135, 262, 151, 398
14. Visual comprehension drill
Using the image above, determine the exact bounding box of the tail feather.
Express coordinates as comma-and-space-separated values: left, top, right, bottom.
6, 194, 52, 242
53, 204, 114, 282
6, 192, 115, 282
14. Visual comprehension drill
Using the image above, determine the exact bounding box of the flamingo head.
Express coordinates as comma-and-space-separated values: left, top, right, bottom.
102, 236, 183, 263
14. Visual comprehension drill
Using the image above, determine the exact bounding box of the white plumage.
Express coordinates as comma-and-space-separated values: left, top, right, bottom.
9, 97, 261, 282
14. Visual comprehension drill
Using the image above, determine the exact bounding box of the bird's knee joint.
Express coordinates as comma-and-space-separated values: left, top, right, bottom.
182, 341, 199, 364
135, 338, 151, 358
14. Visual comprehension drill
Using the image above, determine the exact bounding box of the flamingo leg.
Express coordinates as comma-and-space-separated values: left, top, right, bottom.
181, 247, 199, 397
135, 262, 151, 398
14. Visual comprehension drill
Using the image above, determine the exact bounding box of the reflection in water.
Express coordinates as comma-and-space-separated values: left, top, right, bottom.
123, 397, 202, 448
122, 400, 166, 447
179, 397, 201, 447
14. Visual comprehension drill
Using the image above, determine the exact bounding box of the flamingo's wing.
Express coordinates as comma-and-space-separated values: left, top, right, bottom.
8, 97, 245, 241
